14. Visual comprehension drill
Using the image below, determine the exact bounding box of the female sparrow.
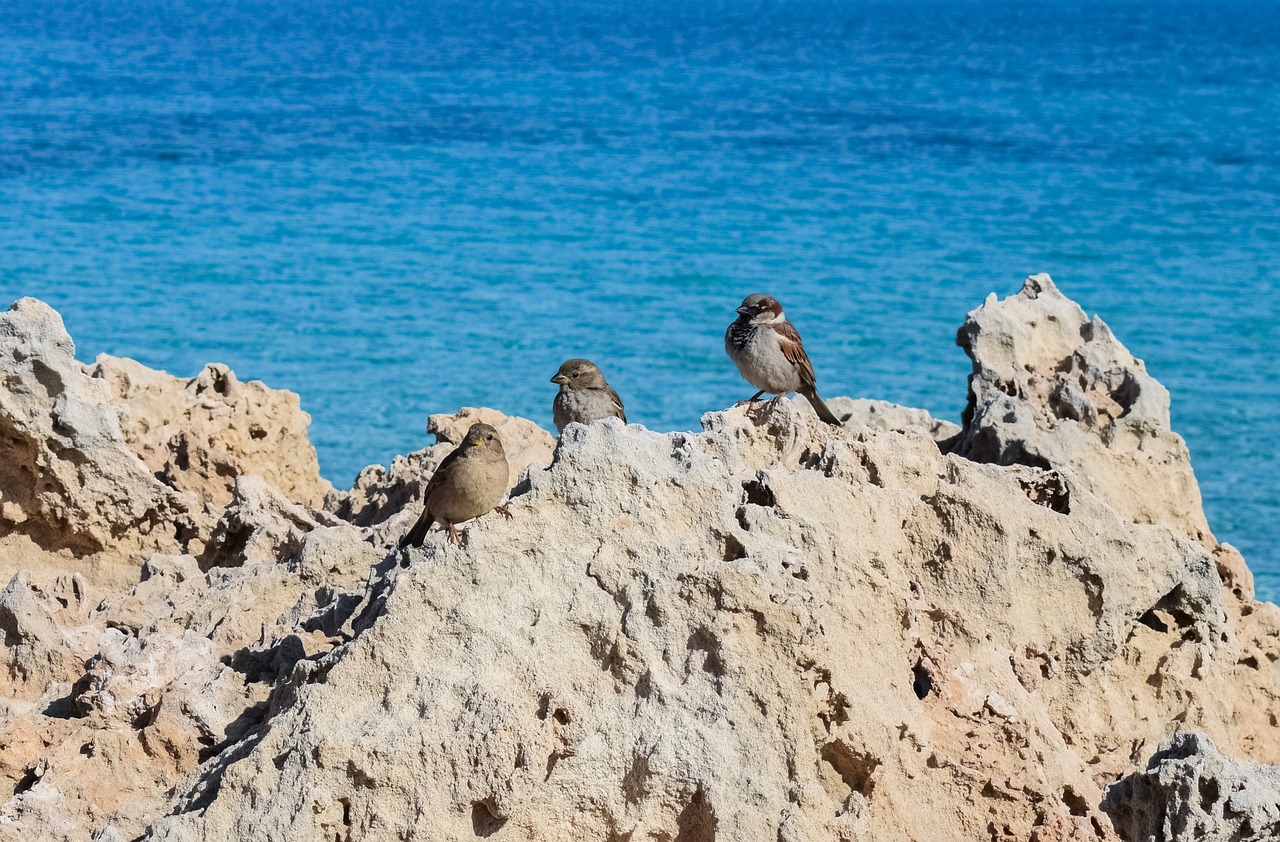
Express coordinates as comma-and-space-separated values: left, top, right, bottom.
399, 422, 512, 549
550, 358, 627, 434
724, 293, 842, 426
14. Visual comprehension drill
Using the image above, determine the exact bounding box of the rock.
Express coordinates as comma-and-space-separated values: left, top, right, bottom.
947, 274, 1213, 544
0, 299, 191, 585
1102, 731, 1280, 842
0, 572, 100, 704
0, 285, 1276, 842
201, 476, 344, 570
88, 355, 330, 509
825, 396, 961, 441
144, 401, 1273, 842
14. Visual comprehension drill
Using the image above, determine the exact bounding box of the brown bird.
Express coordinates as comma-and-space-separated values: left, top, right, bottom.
724, 293, 842, 426
550, 358, 627, 434
398, 422, 512, 549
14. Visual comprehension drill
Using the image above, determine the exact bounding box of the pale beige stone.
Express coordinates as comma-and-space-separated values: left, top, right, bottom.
87, 355, 330, 509
0, 282, 1276, 842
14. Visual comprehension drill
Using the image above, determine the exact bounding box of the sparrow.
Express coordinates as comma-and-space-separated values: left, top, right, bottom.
724, 293, 842, 426
398, 422, 512, 549
550, 358, 627, 434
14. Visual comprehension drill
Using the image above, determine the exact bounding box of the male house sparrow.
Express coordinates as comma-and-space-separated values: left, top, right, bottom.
724, 293, 842, 426
550, 358, 627, 434
399, 422, 512, 549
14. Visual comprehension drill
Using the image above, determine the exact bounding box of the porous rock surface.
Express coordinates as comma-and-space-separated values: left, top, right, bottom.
0, 277, 1277, 842
1102, 730, 1280, 842
948, 274, 1212, 544
88, 354, 330, 510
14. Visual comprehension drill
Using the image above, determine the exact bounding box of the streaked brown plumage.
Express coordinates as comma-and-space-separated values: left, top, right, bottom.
398, 422, 511, 549
724, 293, 842, 426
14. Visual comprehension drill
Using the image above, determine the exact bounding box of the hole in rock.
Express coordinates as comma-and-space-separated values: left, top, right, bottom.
674, 785, 717, 842
1198, 776, 1221, 810
12, 767, 38, 797
471, 799, 508, 837
686, 629, 725, 679
912, 663, 933, 700
1061, 785, 1090, 817
820, 739, 880, 805
1110, 372, 1141, 417
740, 476, 775, 507
552, 708, 570, 726
720, 532, 748, 562
1140, 586, 1200, 640
1017, 471, 1071, 514
131, 702, 159, 730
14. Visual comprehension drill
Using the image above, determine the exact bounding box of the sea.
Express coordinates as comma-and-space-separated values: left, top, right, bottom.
1, 0, 1276, 600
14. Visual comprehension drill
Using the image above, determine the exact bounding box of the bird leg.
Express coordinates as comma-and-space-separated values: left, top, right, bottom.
445, 522, 467, 547
495, 503, 513, 520
735, 390, 767, 408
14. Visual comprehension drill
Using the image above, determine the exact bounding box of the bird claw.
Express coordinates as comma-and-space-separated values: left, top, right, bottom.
495, 503, 513, 521
446, 523, 470, 548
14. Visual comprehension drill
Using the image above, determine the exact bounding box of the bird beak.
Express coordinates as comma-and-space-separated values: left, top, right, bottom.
467, 436, 485, 447
550, 374, 569, 385
736, 306, 750, 315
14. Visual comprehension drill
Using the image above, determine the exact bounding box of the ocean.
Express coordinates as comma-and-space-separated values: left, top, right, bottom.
1, 0, 1276, 599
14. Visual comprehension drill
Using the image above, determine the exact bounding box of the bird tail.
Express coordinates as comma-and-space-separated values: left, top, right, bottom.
800, 387, 842, 426
398, 509, 434, 549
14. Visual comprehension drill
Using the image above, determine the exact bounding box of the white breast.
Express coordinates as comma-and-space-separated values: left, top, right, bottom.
728, 326, 802, 395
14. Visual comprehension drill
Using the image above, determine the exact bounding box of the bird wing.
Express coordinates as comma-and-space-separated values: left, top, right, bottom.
398, 442, 466, 548
422, 442, 467, 503
775, 321, 817, 390
605, 385, 627, 423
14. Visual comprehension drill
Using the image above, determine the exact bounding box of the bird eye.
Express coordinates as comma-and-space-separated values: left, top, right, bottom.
571, 371, 579, 378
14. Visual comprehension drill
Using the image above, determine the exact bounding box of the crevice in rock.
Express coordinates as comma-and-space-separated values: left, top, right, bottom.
686, 628, 725, 682
1017, 471, 1071, 514
1061, 784, 1089, 817
740, 474, 775, 507
12, 766, 38, 797
673, 785, 716, 842
717, 531, 747, 562
819, 739, 879, 814
912, 661, 934, 700
471, 799, 507, 837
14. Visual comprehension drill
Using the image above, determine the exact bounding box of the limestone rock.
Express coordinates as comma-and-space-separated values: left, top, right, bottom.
200, 475, 341, 570
0, 572, 99, 704
0, 299, 189, 583
1103, 731, 1280, 842
0, 285, 1276, 842
88, 355, 330, 509
948, 274, 1213, 543
144, 401, 1276, 842
825, 396, 961, 441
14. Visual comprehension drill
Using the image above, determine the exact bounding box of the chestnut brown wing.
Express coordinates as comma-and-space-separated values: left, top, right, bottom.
775, 321, 817, 390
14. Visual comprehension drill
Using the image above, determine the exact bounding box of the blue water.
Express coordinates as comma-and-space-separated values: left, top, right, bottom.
1, 0, 1277, 599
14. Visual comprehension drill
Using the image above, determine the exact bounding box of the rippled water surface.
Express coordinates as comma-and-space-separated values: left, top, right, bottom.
2, 0, 1277, 598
